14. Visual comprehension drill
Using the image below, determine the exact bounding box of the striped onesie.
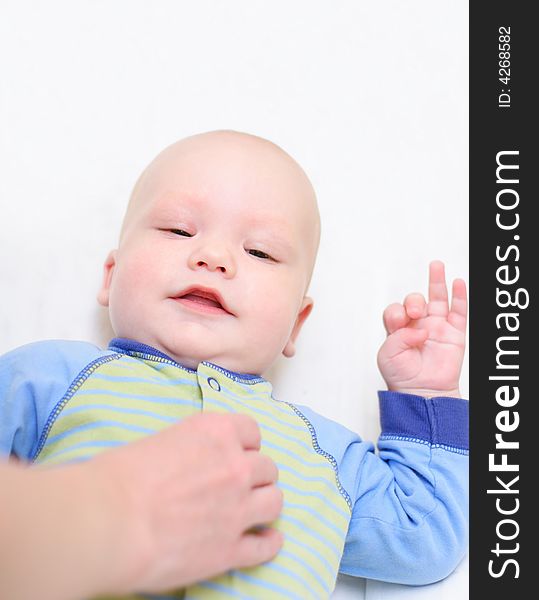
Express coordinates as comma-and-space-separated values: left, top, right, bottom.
0, 338, 469, 599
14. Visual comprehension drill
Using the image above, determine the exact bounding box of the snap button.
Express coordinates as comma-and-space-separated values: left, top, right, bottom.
207, 377, 221, 391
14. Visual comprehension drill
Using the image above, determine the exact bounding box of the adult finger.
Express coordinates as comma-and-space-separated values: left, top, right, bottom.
448, 278, 468, 332
244, 485, 284, 529
246, 451, 279, 488
382, 303, 410, 335
233, 527, 284, 569
403, 293, 428, 320
225, 414, 262, 451
427, 260, 449, 316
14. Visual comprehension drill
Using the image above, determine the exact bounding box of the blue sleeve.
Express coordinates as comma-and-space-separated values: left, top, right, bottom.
0, 340, 110, 461
297, 392, 468, 586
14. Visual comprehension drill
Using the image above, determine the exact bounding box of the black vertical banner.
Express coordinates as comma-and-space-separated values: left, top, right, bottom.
470, 3, 535, 598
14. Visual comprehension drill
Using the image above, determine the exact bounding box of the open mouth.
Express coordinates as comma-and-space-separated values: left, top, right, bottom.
172, 287, 232, 315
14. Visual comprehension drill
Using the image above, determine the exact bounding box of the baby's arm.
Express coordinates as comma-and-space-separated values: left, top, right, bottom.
298, 397, 468, 585
341, 395, 467, 583
338, 260, 468, 583
0, 340, 108, 460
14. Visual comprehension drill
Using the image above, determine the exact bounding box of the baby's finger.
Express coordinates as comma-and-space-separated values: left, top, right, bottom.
382, 303, 410, 335
381, 327, 429, 359
427, 260, 449, 316
403, 293, 428, 320
448, 278, 468, 332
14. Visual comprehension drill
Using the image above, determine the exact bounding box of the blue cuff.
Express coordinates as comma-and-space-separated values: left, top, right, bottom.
378, 391, 469, 451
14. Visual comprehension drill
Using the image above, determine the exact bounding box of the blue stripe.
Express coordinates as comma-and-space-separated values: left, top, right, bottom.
280, 513, 341, 561
203, 394, 307, 433
231, 569, 305, 600
278, 482, 349, 520
43, 440, 121, 461
76, 389, 199, 406
263, 558, 325, 597
204, 384, 268, 404
187, 580, 250, 599
43, 420, 156, 447
260, 421, 316, 452
285, 534, 337, 578
90, 372, 199, 387
59, 404, 179, 423
284, 500, 346, 539
61, 455, 92, 464
222, 382, 269, 397
276, 463, 337, 492
264, 438, 335, 471
276, 549, 331, 595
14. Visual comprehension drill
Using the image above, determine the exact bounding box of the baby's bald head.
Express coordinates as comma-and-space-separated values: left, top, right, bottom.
121, 130, 320, 291
100, 130, 321, 373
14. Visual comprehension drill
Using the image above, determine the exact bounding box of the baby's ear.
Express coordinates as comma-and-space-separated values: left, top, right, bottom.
282, 297, 314, 358
97, 250, 117, 307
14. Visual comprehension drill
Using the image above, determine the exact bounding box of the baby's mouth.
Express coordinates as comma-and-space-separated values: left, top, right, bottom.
180, 292, 222, 309
173, 287, 233, 315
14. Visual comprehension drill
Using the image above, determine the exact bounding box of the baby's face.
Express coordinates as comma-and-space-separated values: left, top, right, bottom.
98, 132, 320, 374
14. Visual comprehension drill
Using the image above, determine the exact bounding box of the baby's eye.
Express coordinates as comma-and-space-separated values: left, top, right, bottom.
247, 249, 275, 261
169, 228, 193, 237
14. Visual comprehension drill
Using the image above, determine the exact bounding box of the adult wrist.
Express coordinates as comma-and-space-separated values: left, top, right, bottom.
81, 452, 154, 596
0, 459, 135, 600
48, 460, 133, 598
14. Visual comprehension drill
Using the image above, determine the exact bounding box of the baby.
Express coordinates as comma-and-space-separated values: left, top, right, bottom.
0, 131, 469, 599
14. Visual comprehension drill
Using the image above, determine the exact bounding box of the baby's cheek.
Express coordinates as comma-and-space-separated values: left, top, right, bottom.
122, 251, 156, 280
255, 300, 296, 344
109, 262, 152, 325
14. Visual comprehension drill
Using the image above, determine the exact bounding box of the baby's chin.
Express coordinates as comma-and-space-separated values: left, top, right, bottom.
154, 342, 264, 375
126, 330, 275, 375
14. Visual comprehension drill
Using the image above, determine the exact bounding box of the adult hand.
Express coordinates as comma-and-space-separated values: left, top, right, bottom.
0, 412, 283, 600
99, 411, 284, 594
377, 260, 467, 398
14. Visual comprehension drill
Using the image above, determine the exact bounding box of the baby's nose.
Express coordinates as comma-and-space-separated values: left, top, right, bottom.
188, 244, 236, 278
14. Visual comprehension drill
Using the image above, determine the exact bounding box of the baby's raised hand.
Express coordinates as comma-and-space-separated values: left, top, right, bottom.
377, 260, 467, 398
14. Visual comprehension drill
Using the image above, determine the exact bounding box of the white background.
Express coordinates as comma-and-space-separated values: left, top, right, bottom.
0, 1, 469, 598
